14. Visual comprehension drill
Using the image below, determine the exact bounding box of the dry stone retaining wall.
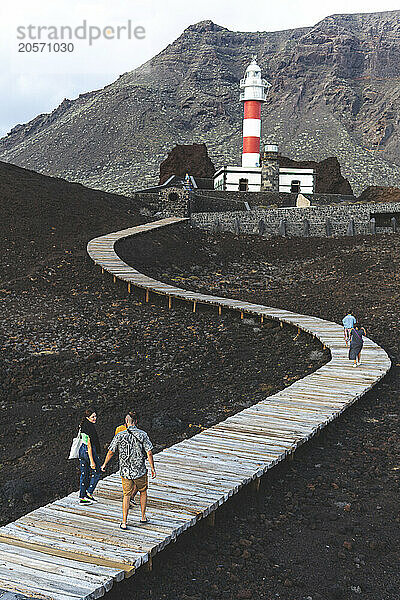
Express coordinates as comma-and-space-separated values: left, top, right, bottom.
130, 189, 357, 216
191, 190, 356, 208
191, 202, 400, 238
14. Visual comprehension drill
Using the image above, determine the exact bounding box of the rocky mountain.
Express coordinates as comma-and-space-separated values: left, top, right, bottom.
1, 11, 400, 195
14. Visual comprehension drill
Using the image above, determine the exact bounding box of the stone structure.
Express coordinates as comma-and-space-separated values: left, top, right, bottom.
158, 187, 190, 217
191, 189, 355, 209
191, 202, 400, 239
260, 145, 280, 192
137, 168, 399, 242
159, 143, 215, 185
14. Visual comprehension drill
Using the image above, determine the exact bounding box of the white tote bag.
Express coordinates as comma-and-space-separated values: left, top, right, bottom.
68, 427, 83, 459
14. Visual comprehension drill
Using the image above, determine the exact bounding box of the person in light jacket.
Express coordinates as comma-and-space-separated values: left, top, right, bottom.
342, 311, 356, 347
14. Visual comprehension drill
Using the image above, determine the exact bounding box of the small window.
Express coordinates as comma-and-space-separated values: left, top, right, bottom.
239, 178, 248, 191
168, 192, 179, 202
290, 180, 300, 194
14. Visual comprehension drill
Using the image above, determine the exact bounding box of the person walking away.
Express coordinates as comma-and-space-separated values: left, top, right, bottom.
342, 311, 356, 347
78, 409, 102, 504
101, 410, 156, 529
114, 419, 137, 506
349, 324, 366, 367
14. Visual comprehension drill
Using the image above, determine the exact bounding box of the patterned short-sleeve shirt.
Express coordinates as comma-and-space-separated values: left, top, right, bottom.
109, 425, 153, 479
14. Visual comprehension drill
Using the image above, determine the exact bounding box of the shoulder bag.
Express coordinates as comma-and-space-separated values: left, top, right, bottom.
68, 427, 83, 459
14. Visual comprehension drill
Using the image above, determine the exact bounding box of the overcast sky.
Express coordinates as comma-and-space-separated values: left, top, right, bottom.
1, 0, 399, 137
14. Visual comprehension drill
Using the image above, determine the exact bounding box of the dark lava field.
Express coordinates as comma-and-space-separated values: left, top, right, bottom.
1, 163, 399, 600
115, 224, 400, 600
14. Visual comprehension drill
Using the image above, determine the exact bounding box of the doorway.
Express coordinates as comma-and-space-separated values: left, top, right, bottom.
290, 180, 301, 194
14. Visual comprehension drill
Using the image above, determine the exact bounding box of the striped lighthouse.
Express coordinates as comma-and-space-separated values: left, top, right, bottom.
240, 56, 271, 168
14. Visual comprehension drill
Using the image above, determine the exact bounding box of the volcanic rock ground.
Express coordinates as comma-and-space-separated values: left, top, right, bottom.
114, 224, 400, 600
0, 256, 319, 521
0, 164, 326, 599
1, 164, 399, 599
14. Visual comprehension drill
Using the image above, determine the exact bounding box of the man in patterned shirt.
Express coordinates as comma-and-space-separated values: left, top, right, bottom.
101, 410, 156, 529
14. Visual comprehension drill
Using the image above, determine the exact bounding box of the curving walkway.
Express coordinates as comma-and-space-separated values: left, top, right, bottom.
0, 218, 391, 600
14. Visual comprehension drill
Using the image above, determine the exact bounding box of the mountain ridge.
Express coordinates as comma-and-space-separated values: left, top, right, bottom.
1, 10, 400, 195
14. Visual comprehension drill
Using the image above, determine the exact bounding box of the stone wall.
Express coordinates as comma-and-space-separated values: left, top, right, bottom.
130, 188, 357, 215
191, 203, 400, 238
190, 194, 249, 213
191, 190, 356, 209
158, 187, 190, 217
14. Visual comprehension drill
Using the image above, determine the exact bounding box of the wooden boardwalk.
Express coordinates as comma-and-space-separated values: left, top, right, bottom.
0, 217, 391, 600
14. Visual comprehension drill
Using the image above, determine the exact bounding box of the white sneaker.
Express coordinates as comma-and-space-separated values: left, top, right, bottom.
353, 363, 357, 367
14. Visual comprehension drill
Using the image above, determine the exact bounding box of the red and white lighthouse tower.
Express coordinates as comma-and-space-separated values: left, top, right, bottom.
240, 57, 271, 168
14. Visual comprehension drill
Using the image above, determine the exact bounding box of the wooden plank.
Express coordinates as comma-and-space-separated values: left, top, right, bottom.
0, 529, 139, 571
23, 508, 175, 550
15, 515, 158, 557
48, 498, 188, 535
0, 578, 75, 600
0, 542, 122, 584
0, 564, 102, 600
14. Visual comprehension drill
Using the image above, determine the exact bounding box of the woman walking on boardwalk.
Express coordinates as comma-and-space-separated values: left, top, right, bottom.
78, 408, 102, 504
349, 324, 366, 367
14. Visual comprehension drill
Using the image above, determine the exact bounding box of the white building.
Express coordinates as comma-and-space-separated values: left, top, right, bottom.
214, 164, 315, 194
214, 166, 261, 192
278, 167, 314, 194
